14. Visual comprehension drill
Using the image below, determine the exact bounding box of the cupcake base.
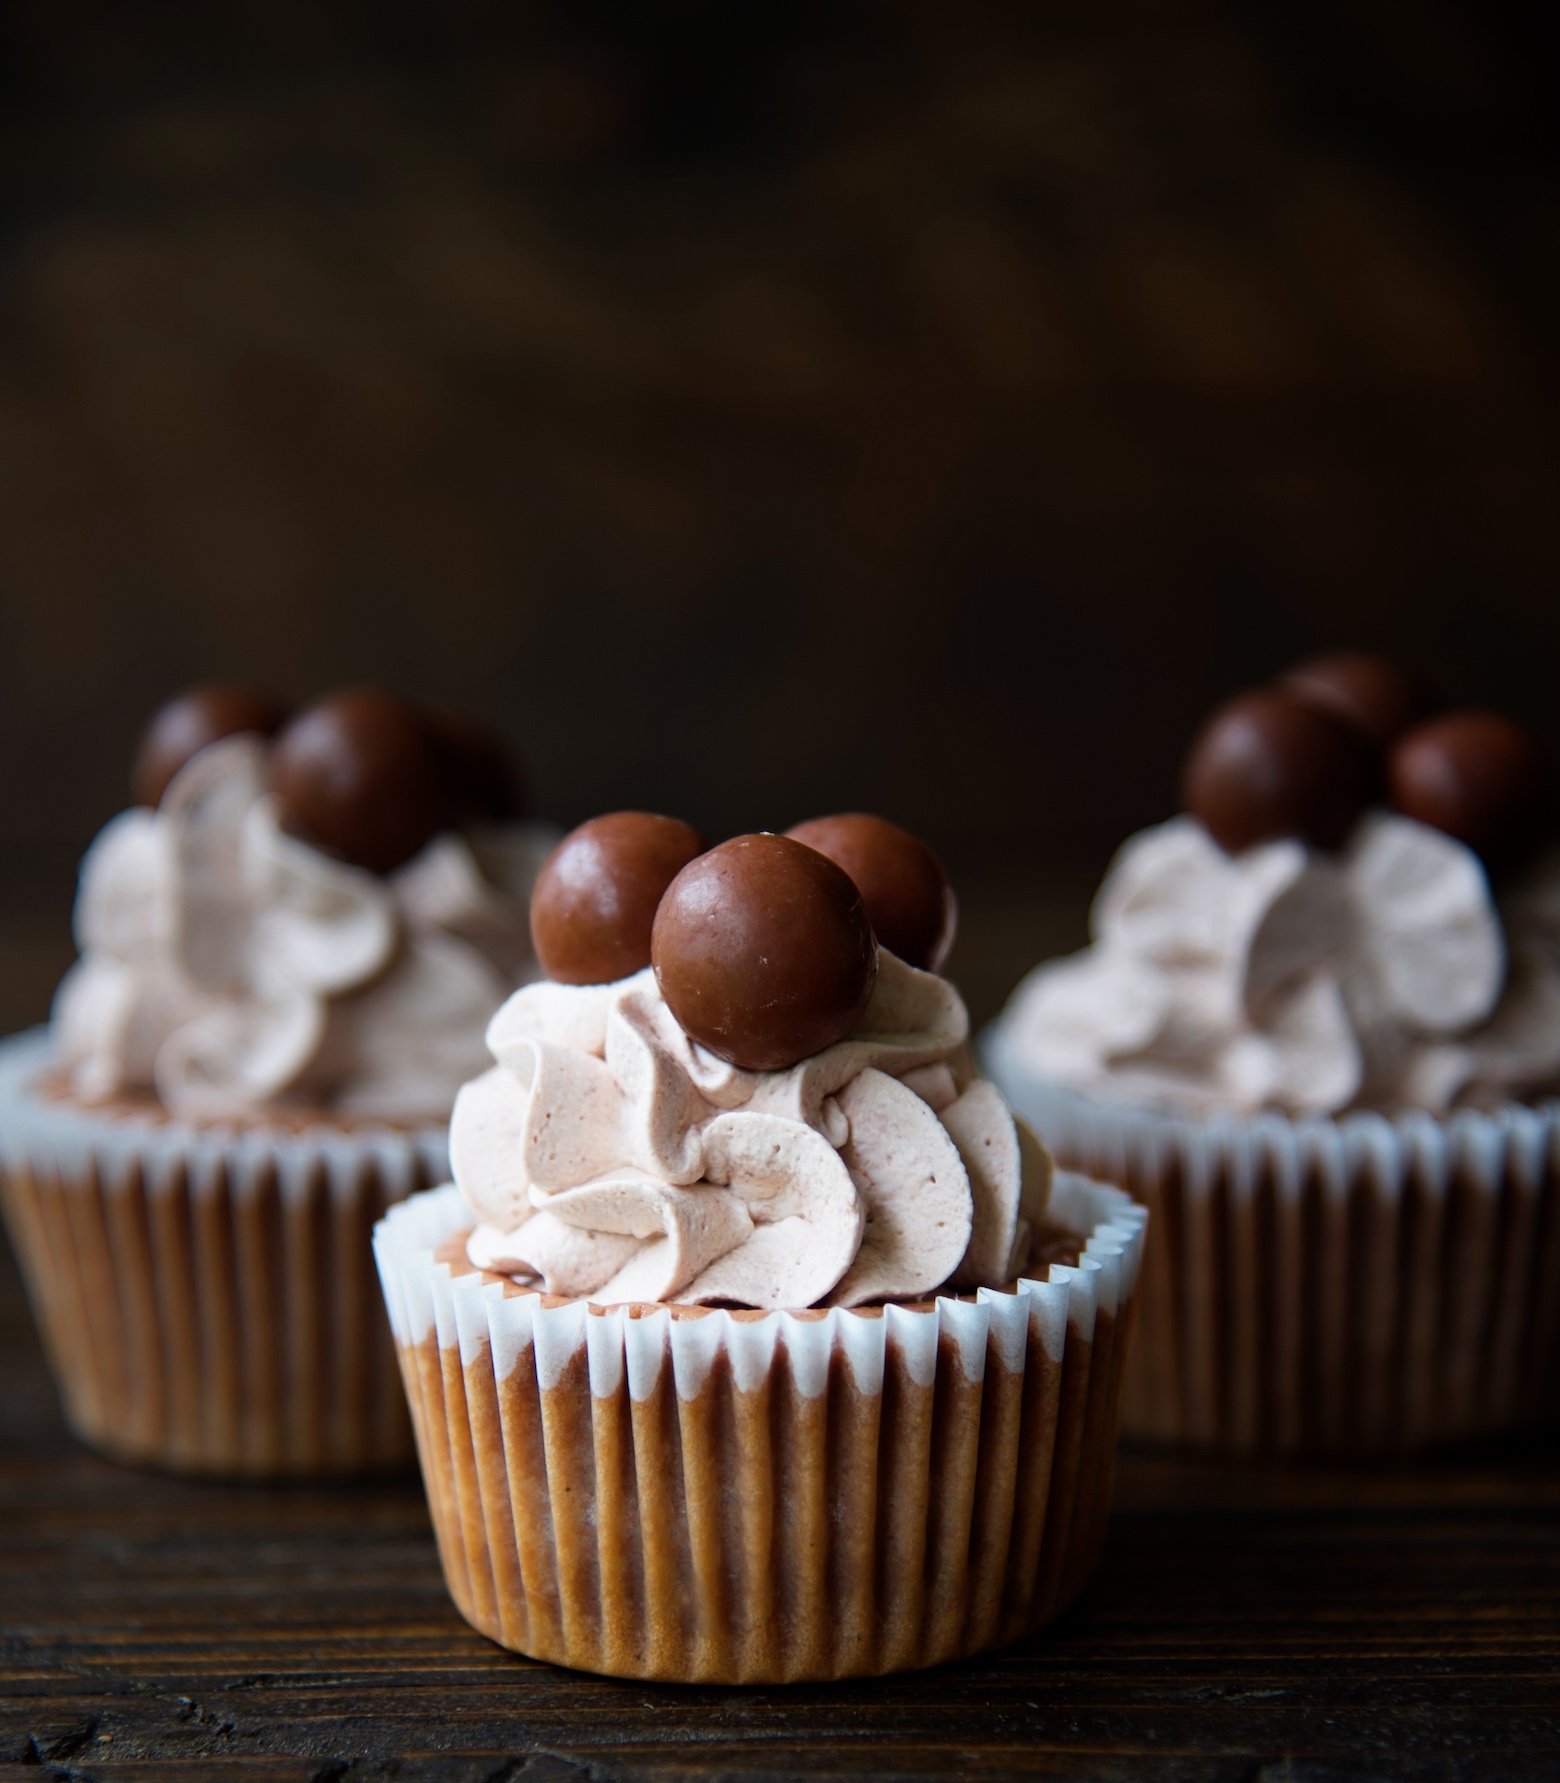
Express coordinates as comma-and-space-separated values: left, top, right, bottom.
983, 1037, 1560, 1456
0, 1029, 446, 1476
373, 1176, 1146, 1684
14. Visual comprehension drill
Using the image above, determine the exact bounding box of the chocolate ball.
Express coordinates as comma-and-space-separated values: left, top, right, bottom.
1389, 711, 1548, 857
1182, 687, 1374, 854
1282, 651, 1434, 747
421, 705, 525, 821
269, 688, 452, 874
652, 833, 879, 1071
784, 813, 955, 971
531, 812, 706, 985
132, 683, 289, 807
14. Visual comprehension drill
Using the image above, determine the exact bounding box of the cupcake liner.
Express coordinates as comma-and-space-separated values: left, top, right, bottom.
372, 1175, 1147, 1684
983, 1032, 1560, 1455
0, 1028, 446, 1476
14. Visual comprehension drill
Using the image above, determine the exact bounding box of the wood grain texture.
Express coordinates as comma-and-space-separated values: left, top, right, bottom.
3, 1223, 1560, 1781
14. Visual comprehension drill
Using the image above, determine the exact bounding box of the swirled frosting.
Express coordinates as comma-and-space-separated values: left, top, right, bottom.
452, 950, 1053, 1308
996, 812, 1560, 1116
52, 735, 557, 1120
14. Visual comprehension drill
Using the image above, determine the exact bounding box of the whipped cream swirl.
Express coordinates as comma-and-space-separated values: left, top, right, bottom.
998, 812, 1560, 1116
453, 952, 1053, 1309
53, 735, 557, 1120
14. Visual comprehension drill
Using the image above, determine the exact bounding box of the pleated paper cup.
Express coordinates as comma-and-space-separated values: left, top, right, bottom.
983, 1034, 1560, 1456
0, 1028, 446, 1476
373, 1175, 1146, 1684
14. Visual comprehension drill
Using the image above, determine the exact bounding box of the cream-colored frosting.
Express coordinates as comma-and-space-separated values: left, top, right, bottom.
997, 812, 1560, 1115
453, 950, 1053, 1308
52, 735, 558, 1120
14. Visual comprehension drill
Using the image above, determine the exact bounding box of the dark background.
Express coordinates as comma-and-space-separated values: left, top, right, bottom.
2, 0, 1559, 1023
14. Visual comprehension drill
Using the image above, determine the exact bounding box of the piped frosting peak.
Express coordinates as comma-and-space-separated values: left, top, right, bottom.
454, 951, 1052, 1309
998, 811, 1560, 1115
54, 735, 555, 1119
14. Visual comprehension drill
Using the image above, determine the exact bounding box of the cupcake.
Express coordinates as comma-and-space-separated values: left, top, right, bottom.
374, 813, 1146, 1682
984, 653, 1560, 1455
0, 683, 557, 1475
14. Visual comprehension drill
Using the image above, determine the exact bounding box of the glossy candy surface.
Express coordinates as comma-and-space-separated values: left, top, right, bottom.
269, 688, 451, 875
1389, 711, 1547, 858
1182, 687, 1373, 854
653, 833, 878, 1070
785, 813, 955, 970
531, 812, 705, 985
133, 683, 289, 808
1283, 652, 1433, 747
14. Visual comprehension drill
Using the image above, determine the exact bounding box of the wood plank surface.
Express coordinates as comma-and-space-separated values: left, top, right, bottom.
3, 1222, 1559, 1782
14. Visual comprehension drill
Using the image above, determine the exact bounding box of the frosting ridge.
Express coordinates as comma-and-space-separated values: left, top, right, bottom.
455, 950, 1053, 1308
54, 735, 556, 1119
998, 811, 1560, 1115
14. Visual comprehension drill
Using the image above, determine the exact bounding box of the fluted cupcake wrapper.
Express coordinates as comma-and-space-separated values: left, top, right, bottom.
0, 1028, 445, 1476
983, 1037, 1560, 1456
373, 1176, 1146, 1684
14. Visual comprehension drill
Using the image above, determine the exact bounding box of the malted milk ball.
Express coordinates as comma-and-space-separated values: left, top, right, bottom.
1282, 652, 1434, 748
531, 812, 706, 984
269, 688, 452, 874
652, 833, 878, 1070
133, 683, 289, 808
1389, 711, 1548, 858
1182, 687, 1374, 854
785, 813, 955, 971
421, 705, 525, 822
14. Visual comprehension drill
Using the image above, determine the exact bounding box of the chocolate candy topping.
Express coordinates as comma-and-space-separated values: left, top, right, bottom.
785, 813, 955, 971
269, 688, 452, 875
1283, 652, 1435, 747
1182, 687, 1373, 854
531, 812, 706, 985
653, 833, 878, 1071
1389, 711, 1548, 859
133, 683, 289, 808
421, 705, 524, 822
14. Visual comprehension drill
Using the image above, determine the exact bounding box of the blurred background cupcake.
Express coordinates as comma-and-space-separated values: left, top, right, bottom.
0, 682, 557, 1474
985, 655, 1560, 1455
0, 3, 1558, 1463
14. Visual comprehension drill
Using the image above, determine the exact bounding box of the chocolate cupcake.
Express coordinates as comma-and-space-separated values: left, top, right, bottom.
375, 817, 1146, 1681
0, 685, 558, 1475
984, 656, 1560, 1455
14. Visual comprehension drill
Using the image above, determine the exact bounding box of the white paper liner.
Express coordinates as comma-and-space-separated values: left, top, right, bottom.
373, 1175, 1146, 1683
0, 1027, 448, 1475
982, 1025, 1560, 1455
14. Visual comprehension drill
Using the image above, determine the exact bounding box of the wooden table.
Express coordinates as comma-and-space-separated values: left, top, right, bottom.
3, 1220, 1558, 1783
